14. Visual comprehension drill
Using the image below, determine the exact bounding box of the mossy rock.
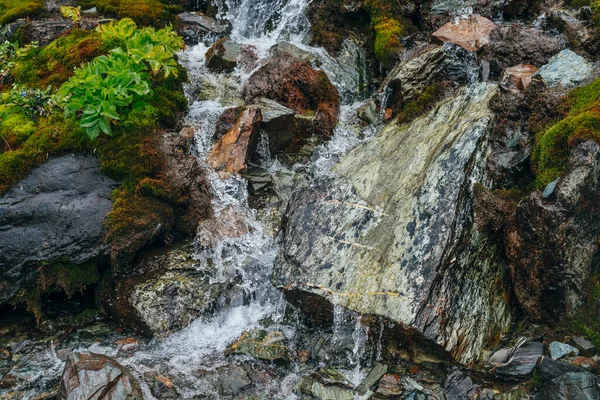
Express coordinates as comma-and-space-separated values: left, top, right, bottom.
226, 329, 291, 364
0, 0, 44, 26
533, 77, 600, 188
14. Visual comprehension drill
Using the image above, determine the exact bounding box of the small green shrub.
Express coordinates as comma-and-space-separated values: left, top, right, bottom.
4, 85, 54, 120
60, 5, 82, 26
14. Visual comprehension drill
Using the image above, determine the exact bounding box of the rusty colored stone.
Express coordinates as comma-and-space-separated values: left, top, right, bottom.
208, 106, 262, 174
500, 64, 538, 93
432, 14, 496, 52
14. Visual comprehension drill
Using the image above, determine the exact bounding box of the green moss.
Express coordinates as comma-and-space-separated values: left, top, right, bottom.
10, 259, 100, 324
364, 0, 411, 68
11, 29, 109, 89
0, 105, 36, 151
533, 77, 600, 189
0, 0, 44, 26
396, 82, 446, 124
80, 0, 185, 26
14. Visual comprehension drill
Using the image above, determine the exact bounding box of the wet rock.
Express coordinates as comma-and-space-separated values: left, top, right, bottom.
100, 244, 240, 336
356, 99, 378, 124
208, 106, 262, 174
550, 342, 579, 360
297, 368, 354, 400
59, 352, 142, 400
506, 141, 600, 322
273, 84, 512, 365
5, 18, 99, 45
144, 372, 178, 399
176, 12, 228, 44
357, 363, 388, 394
482, 25, 561, 77
218, 364, 252, 396
534, 49, 597, 88
432, 15, 496, 52
251, 97, 318, 160
226, 329, 290, 364
535, 371, 600, 400
0, 155, 118, 305
270, 42, 316, 63
206, 38, 242, 72
496, 341, 543, 379
242, 54, 340, 139
499, 64, 538, 93
375, 373, 403, 398
214, 106, 246, 141
444, 367, 492, 399
572, 336, 596, 357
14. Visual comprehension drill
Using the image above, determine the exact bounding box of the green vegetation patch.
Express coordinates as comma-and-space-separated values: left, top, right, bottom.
533, 77, 600, 189
0, 0, 44, 26
364, 0, 411, 69
396, 82, 446, 124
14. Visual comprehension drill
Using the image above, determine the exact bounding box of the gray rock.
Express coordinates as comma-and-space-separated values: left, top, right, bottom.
496, 341, 543, 378
272, 83, 512, 365
297, 368, 354, 400
100, 244, 243, 336
572, 336, 596, 357
535, 372, 600, 400
556, 141, 600, 208
356, 99, 379, 125
550, 341, 579, 360
206, 39, 242, 72
542, 178, 558, 199
59, 352, 143, 400
547, 9, 592, 48
218, 364, 252, 396
226, 329, 291, 364
535, 50, 596, 88
0, 155, 117, 305
356, 363, 387, 394
176, 12, 228, 44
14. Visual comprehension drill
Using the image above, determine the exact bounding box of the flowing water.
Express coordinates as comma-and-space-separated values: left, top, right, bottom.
129, 0, 378, 397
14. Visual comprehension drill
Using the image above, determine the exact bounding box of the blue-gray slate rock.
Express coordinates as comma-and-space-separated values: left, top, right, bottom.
535, 50, 597, 88
550, 341, 579, 360
497, 341, 543, 379
0, 155, 118, 304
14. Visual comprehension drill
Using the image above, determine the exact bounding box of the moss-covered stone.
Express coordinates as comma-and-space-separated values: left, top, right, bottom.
79, 0, 186, 26
533, 77, 600, 189
0, 0, 44, 26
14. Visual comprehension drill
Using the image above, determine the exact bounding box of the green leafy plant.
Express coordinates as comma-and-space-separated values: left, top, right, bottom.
57, 50, 151, 139
57, 19, 184, 139
97, 18, 184, 77
60, 5, 82, 27
0, 40, 38, 79
5, 85, 54, 119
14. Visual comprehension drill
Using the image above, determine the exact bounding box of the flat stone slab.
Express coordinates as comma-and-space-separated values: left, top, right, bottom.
497, 341, 543, 379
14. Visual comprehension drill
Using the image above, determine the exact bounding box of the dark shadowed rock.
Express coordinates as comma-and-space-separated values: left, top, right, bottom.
506, 141, 600, 322
500, 64, 538, 93
444, 367, 493, 399
59, 352, 142, 400
535, 371, 600, 400
0, 155, 118, 304
482, 25, 561, 77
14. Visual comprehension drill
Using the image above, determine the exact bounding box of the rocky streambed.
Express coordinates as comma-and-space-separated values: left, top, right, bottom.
2, 0, 600, 398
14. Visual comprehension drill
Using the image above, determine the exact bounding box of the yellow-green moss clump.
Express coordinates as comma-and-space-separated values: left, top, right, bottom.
533, 77, 600, 189
364, 0, 411, 68
79, 0, 186, 26
0, 0, 44, 26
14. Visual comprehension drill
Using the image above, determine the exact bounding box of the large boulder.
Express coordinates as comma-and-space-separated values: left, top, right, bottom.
506, 141, 600, 322
482, 25, 562, 77
272, 83, 512, 365
205, 38, 242, 72
242, 54, 340, 139
59, 352, 142, 400
0, 155, 118, 304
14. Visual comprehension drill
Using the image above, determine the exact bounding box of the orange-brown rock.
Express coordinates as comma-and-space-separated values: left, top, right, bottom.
500, 64, 538, 93
208, 106, 262, 174
432, 15, 496, 52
